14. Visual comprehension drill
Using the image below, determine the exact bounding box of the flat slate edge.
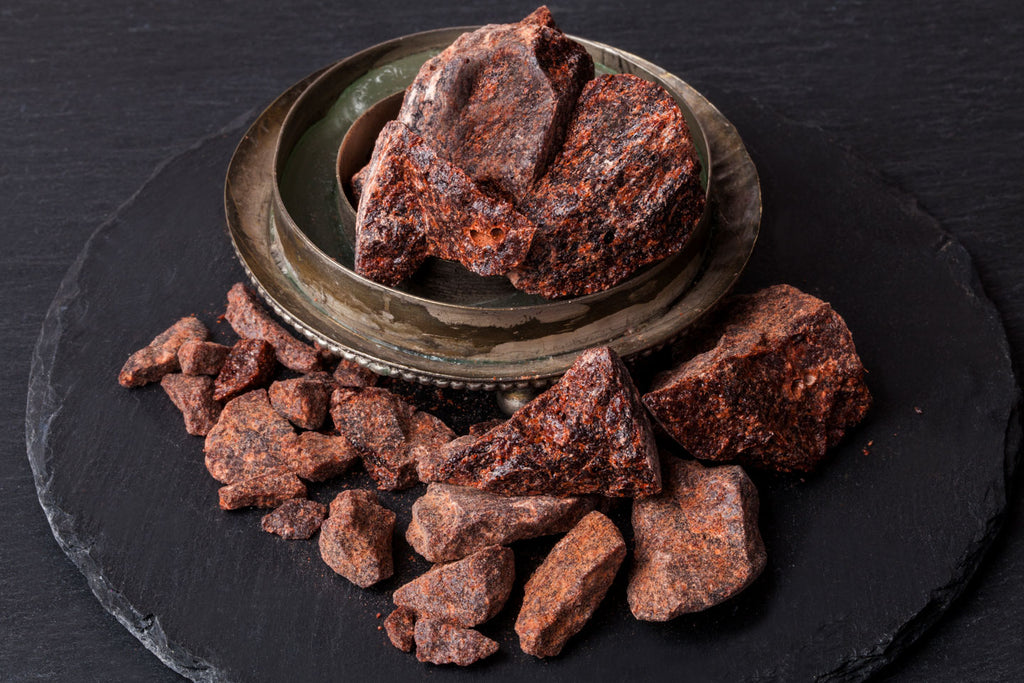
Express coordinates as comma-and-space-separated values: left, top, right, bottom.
23, 93, 1022, 683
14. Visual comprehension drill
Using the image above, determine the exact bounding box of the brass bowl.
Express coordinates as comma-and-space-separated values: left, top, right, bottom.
224, 28, 761, 392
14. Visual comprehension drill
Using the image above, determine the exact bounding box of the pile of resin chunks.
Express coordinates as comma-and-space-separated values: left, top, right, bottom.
120, 280, 870, 666
352, 6, 706, 299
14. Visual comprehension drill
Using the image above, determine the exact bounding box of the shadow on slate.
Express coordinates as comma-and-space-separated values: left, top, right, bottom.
26, 88, 1021, 682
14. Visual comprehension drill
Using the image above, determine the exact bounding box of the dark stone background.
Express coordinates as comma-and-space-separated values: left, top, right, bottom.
2, 1, 1021, 680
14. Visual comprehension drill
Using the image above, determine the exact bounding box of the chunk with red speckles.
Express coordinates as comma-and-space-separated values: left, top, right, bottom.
177, 340, 230, 376
642, 285, 872, 473
509, 74, 705, 299
204, 390, 296, 484
213, 339, 276, 402
261, 498, 328, 540
419, 346, 660, 497
319, 489, 396, 587
281, 431, 359, 482
515, 511, 626, 658
414, 618, 499, 666
355, 121, 536, 285
217, 472, 306, 510
331, 387, 455, 490
393, 545, 514, 627
628, 457, 766, 620
383, 606, 417, 652
160, 374, 221, 436
224, 283, 322, 373
118, 316, 208, 387
407, 483, 597, 563
268, 372, 333, 430
333, 358, 378, 388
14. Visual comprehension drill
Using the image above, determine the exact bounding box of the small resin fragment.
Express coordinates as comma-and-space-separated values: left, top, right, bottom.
213, 339, 276, 402
318, 489, 396, 588
260, 498, 328, 540
281, 431, 359, 482
414, 618, 499, 666
118, 316, 208, 387
383, 606, 417, 652
332, 358, 378, 388
204, 389, 296, 484
224, 283, 321, 373
218, 472, 306, 510
160, 374, 222, 436
268, 372, 333, 430
177, 340, 230, 376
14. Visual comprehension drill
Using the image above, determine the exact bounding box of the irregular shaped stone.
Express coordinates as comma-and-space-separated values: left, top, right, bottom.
118, 316, 208, 387
628, 457, 766, 620
260, 498, 328, 540
331, 387, 454, 490
407, 483, 597, 563
281, 431, 359, 482
177, 340, 230, 376
509, 74, 705, 298
218, 472, 306, 510
383, 606, 417, 653
515, 511, 626, 658
643, 284, 872, 472
355, 121, 536, 285
332, 358, 377, 388
268, 373, 332, 430
225, 282, 321, 373
160, 373, 221, 436
398, 6, 592, 199
319, 489, 396, 588
420, 346, 660, 497
204, 389, 296, 484
213, 339, 276, 402
414, 618, 499, 666
393, 545, 514, 627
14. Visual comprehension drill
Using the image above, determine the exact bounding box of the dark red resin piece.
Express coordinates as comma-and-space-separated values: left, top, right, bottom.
643, 284, 872, 472
177, 340, 230, 376
261, 498, 328, 540
420, 346, 660, 497
224, 283, 321, 373
118, 316, 208, 387
217, 472, 306, 510
383, 606, 417, 652
160, 373, 221, 436
204, 389, 296, 485
414, 618, 499, 666
213, 338, 276, 402
268, 373, 333, 430
281, 431, 359, 482
318, 489, 396, 588
332, 358, 377, 388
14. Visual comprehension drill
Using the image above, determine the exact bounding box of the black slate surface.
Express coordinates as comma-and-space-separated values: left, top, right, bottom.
24, 84, 1020, 680
4, 2, 1023, 682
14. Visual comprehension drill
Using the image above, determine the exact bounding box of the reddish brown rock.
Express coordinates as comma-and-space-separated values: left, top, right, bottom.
332, 358, 377, 388
383, 606, 417, 652
177, 340, 230, 376
515, 511, 626, 658
398, 7, 593, 198
224, 283, 321, 373
628, 457, 765, 620
393, 545, 514, 627
414, 618, 499, 666
509, 74, 705, 299
213, 339, 276, 402
204, 390, 296, 484
407, 483, 597, 563
319, 489, 396, 587
218, 472, 306, 510
420, 347, 660, 497
260, 498, 328, 540
331, 387, 454, 490
643, 285, 872, 472
281, 431, 359, 482
118, 316, 208, 387
160, 374, 221, 436
355, 121, 536, 285
268, 373, 333, 430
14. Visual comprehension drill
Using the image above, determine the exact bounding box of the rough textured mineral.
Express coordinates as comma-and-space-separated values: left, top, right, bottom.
281, 431, 359, 482
398, 6, 593, 199
407, 483, 597, 563
414, 618, 499, 666
268, 373, 333, 430
260, 498, 328, 540
217, 472, 306, 510
224, 282, 322, 373
628, 457, 766, 620
118, 316, 208, 387
355, 121, 536, 285
515, 511, 626, 658
204, 389, 296, 484
643, 284, 872, 472
319, 489, 396, 588
393, 545, 514, 627
420, 346, 660, 497
332, 358, 378, 388
331, 387, 454, 490
509, 73, 705, 299
383, 606, 417, 652
213, 339, 276, 402
159, 373, 221, 436
177, 340, 230, 376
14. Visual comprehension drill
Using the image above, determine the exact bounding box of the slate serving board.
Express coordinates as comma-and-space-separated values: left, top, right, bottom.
26, 94, 1020, 682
